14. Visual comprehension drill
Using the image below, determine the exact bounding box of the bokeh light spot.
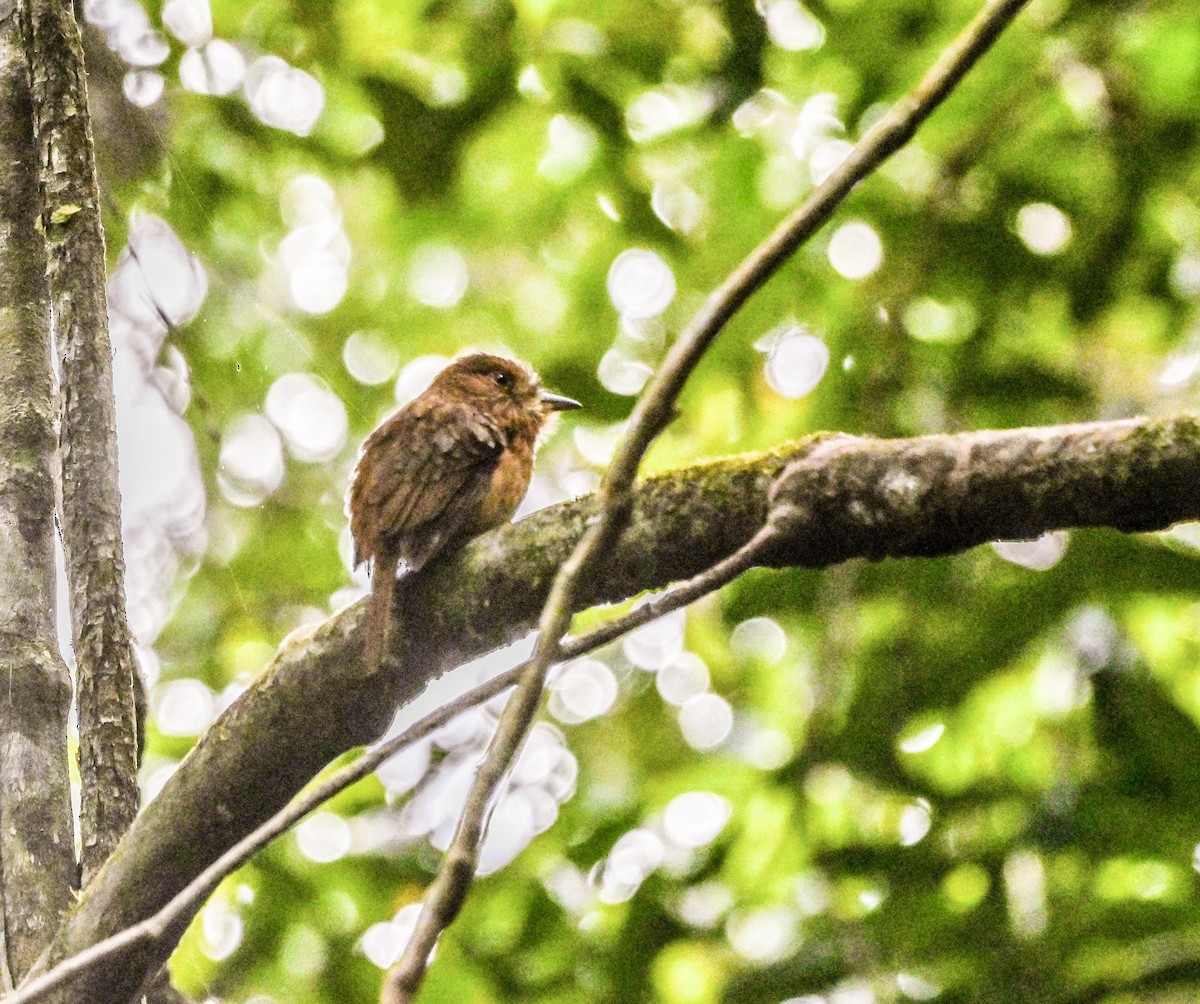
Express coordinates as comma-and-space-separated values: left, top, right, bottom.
117, 404, 194, 513
162, 0, 211, 45
730, 617, 788, 664
763, 0, 824, 51
1016, 202, 1072, 255
897, 973, 942, 1001
109, 215, 208, 333
277, 175, 350, 315
123, 69, 163, 106
651, 181, 704, 235
180, 39, 245, 95
757, 323, 829, 398
539, 113, 598, 183
626, 85, 714, 143
217, 414, 285, 506
245, 56, 324, 135
898, 802, 932, 846
265, 372, 348, 463
727, 906, 799, 962
289, 251, 349, 314
407, 244, 469, 309
656, 652, 710, 706
374, 739, 432, 795
344, 330, 400, 386
624, 609, 686, 671
362, 903, 425, 968
902, 297, 976, 344
1170, 252, 1200, 297
154, 678, 215, 736
678, 693, 733, 750
663, 791, 732, 848
605, 828, 664, 888
942, 863, 990, 912
675, 881, 734, 929
992, 531, 1068, 571
295, 812, 352, 863
607, 249, 676, 319
200, 901, 243, 961
828, 220, 883, 279
550, 658, 618, 724
732, 88, 787, 135
597, 350, 653, 395
898, 722, 945, 754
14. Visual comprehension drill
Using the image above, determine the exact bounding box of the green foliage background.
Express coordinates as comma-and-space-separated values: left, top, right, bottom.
102, 0, 1200, 1000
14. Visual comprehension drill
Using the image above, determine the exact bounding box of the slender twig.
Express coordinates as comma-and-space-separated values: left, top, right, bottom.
385, 0, 1032, 998
3, 520, 785, 1004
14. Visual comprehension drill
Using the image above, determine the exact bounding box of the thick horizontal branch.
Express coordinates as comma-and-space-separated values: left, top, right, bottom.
765, 419, 1199, 565
35, 414, 1200, 1001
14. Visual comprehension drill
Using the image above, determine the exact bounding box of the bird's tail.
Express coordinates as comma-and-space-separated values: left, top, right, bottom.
364, 554, 398, 673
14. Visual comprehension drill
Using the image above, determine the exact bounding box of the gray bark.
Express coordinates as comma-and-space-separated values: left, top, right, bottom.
0, 5, 75, 983
20, 0, 140, 882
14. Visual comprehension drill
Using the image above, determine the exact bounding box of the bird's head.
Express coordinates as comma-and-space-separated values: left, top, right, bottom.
433, 353, 581, 428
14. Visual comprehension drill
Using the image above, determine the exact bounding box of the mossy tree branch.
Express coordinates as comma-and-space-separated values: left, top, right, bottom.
27, 413, 1200, 1003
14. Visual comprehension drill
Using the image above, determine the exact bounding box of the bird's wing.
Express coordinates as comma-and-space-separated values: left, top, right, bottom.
350, 398, 504, 570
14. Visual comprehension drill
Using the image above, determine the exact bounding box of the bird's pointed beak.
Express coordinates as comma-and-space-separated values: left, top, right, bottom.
540, 390, 582, 412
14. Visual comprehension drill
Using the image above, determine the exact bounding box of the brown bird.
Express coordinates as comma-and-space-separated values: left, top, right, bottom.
349, 353, 581, 671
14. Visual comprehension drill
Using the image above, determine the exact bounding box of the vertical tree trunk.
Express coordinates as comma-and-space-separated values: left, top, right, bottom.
0, 7, 76, 983
22, 0, 140, 883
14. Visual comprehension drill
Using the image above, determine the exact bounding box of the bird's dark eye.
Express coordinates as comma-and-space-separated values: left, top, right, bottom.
492, 370, 510, 386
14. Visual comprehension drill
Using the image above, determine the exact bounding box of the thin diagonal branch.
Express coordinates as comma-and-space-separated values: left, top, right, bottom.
384, 0, 1032, 997
21, 0, 140, 880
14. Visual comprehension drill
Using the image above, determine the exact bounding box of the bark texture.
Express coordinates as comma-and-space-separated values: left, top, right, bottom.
35, 414, 1200, 1002
20, 0, 140, 882
0, 6, 75, 984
